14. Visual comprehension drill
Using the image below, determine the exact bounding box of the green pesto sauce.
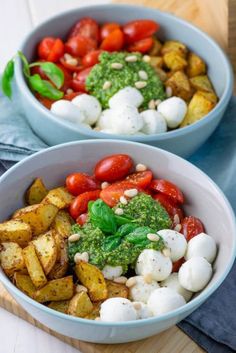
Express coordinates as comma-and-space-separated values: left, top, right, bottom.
85, 52, 166, 109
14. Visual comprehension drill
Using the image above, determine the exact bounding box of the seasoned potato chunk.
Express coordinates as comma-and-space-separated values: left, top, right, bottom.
34, 276, 74, 303
48, 300, 70, 314
106, 280, 129, 299
23, 243, 47, 288
14, 273, 36, 298
197, 90, 218, 104
187, 52, 206, 78
155, 67, 167, 82
32, 231, 57, 275
148, 37, 162, 56
190, 75, 214, 93
84, 301, 102, 320
51, 210, 73, 238
161, 40, 187, 57
25, 178, 48, 205
42, 187, 74, 209
0, 242, 25, 276
68, 292, 94, 318
150, 56, 164, 69
0, 220, 32, 246
13, 203, 58, 236
48, 234, 68, 279
165, 71, 193, 101
163, 51, 188, 71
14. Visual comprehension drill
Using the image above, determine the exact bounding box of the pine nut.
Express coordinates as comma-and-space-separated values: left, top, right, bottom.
66, 58, 78, 66
125, 55, 138, 62
143, 55, 151, 63
111, 62, 123, 69
76, 284, 88, 293
120, 196, 128, 205
103, 81, 111, 90
148, 99, 156, 109
174, 224, 182, 232
133, 302, 142, 310
74, 252, 89, 263
162, 248, 171, 257
64, 53, 73, 60
126, 277, 137, 288
144, 273, 153, 284
135, 163, 147, 172
68, 233, 81, 242
166, 86, 172, 97
173, 214, 180, 225
135, 81, 147, 89
101, 181, 110, 189
138, 70, 148, 80
113, 276, 127, 284
73, 72, 77, 79
66, 88, 74, 95
115, 208, 124, 216
124, 188, 138, 198
147, 233, 160, 242
155, 99, 162, 107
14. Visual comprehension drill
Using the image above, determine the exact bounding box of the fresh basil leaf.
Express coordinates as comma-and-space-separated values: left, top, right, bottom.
28, 74, 63, 100
89, 199, 117, 234
29, 62, 64, 89
102, 234, 121, 252
116, 223, 138, 237
17, 51, 30, 77
1, 59, 14, 98
114, 214, 134, 226
125, 226, 155, 244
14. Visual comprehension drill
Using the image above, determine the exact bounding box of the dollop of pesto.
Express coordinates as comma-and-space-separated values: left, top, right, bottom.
85, 52, 166, 109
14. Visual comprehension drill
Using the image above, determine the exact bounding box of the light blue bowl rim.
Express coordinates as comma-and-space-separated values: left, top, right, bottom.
0, 139, 235, 328
14, 4, 234, 142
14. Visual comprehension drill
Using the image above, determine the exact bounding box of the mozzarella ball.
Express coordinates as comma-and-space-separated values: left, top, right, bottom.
158, 97, 187, 128
134, 302, 153, 319
51, 100, 85, 124
185, 233, 217, 263
140, 110, 167, 134
96, 109, 113, 130
102, 265, 123, 280
160, 273, 192, 302
100, 298, 137, 322
178, 257, 212, 292
129, 276, 159, 303
109, 86, 144, 109
72, 94, 101, 125
158, 229, 187, 262
147, 288, 186, 316
99, 129, 114, 134
110, 105, 143, 135
135, 249, 172, 281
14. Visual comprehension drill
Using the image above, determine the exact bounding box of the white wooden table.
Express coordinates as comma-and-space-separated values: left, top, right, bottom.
0, 2, 109, 352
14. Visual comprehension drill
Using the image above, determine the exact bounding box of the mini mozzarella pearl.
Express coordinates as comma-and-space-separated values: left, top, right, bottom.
160, 273, 192, 302
135, 163, 147, 172
110, 105, 143, 135
129, 276, 159, 303
135, 249, 172, 281
51, 100, 86, 124
185, 233, 217, 263
74, 252, 89, 263
100, 298, 137, 322
178, 257, 212, 292
113, 276, 127, 284
115, 208, 124, 216
124, 188, 138, 198
96, 109, 114, 130
109, 87, 144, 109
72, 94, 101, 125
133, 302, 153, 319
158, 229, 187, 262
101, 181, 110, 189
102, 265, 123, 280
76, 284, 88, 293
100, 129, 114, 134
147, 287, 186, 316
68, 233, 81, 242
120, 196, 128, 205
140, 110, 167, 135
158, 97, 187, 129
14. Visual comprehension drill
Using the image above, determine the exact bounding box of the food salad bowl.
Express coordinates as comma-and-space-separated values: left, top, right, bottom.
0, 139, 235, 343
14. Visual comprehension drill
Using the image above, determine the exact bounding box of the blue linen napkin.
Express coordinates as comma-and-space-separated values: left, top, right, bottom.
0, 90, 236, 352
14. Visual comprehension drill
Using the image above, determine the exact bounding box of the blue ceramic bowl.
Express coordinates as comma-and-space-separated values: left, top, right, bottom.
0, 140, 235, 343
14, 4, 233, 157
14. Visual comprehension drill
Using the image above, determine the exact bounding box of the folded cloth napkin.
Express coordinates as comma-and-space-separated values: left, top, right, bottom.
0, 90, 236, 353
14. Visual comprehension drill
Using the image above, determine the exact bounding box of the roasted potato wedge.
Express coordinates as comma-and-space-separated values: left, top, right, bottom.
197, 90, 218, 104
190, 75, 214, 93
22, 243, 47, 288
51, 210, 73, 238
165, 71, 193, 101
0, 242, 25, 276
75, 262, 108, 302
14, 273, 36, 298
48, 300, 70, 313
34, 276, 74, 303
13, 203, 58, 236
163, 51, 188, 72
187, 52, 206, 78
0, 220, 32, 247
155, 67, 167, 82
106, 280, 129, 299
68, 292, 93, 318
48, 234, 68, 279
42, 187, 74, 209
150, 56, 164, 69
148, 37, 162, 56
84, 301, 101, 320
161, 40, 187, 57
25, 178, 48, 205
32, 230, 57, 275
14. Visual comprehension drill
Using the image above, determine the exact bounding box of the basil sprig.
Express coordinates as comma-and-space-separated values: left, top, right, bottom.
89, 199, 117, 234
1, 60, 14, 98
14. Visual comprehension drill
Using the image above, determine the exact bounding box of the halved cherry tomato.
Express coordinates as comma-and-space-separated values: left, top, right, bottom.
36, 94, 54, 109
60, 57, 83, 72
82, 50, 103, 67
95, 154, 133, 182
181, 216, 204, 241
123, 20, 159, 44
68, 17, 99, 43
66, 172, 100, 196
38, 37, 64, 62
150, 179, 184, 204
65, 35, 97, 57
64, 92, 82, 101
71, 67, 93, 92
126, 170, 153, 189
100, 23, 120, 40
100, 181, 140, 207
153, 193, 184, 226
172, 258, 185, 273
127, 37, 153, 53
100, 29, 124, 52
55, 63, 73, 93
76, 212, 88, 226
70, 190, 100, 219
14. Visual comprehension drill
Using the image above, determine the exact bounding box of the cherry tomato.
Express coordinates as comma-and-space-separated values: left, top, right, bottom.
181, 216, 205, 241
172, 258, 185, 273
126, 170, 153, 189
38, 37, 64, 62
100, 181, 140, 207
60, 57, 84, 72
82, 50, 103, 67
36, 94, 54, 109
65, 35, 97, 57
100, 29, 124, 52
94, 154, 133, 182
68, 17, 99, 42
76, 213, 88, 226
153, 193, 184, 226
30, 61, 48, 80
66, 172, 100, 196
127, 37, 153, 53
123, 20, 159, 44
150, 179, 184, 204
64, 92, 82, 101
54, 63, 73, 93
100, 23, 120, 40
71, 67, 92, 92
70, 190, 100, 219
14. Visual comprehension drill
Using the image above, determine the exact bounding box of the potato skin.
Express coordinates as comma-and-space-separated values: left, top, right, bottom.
0, 220, 32, 247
